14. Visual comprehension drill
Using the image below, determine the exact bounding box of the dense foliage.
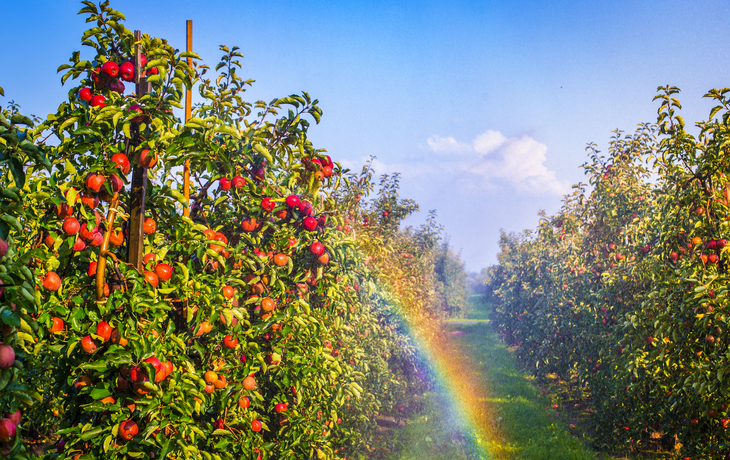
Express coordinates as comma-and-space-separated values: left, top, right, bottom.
488, 85, 730, 459
0, 2, 467, 459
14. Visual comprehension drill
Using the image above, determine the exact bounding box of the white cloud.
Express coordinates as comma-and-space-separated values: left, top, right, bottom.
426, 135, 472, 154
421, 130, 570, 195
472, 130, 507, 154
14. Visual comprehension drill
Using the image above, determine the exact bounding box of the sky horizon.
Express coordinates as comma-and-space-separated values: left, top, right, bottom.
2, 0, 729, 272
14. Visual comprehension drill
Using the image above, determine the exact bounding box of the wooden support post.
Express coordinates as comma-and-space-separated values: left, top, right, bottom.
183, 20, 193, 217
127, 30, 150, 270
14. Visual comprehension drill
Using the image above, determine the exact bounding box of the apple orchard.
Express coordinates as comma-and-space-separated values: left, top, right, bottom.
0, 2, 468, 459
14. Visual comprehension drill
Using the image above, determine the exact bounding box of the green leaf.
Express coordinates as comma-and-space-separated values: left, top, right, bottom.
0, 215, 22, 233
0, 368, 12, 391
80, 361, 108, 372
64, 158, 78, 175
253, 144, 272, 163
79, 426, 104, 441
90, 387, 112, 400
179, 51, 201, 60
8, 158, 25, 188
74, 125, 100, 136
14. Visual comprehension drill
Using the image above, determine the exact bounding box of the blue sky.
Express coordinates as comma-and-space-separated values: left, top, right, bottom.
2, 0, 730, 271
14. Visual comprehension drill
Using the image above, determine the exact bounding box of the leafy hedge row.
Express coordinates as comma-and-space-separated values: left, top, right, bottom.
0, 2, 466, 459
488, 85, 730, 459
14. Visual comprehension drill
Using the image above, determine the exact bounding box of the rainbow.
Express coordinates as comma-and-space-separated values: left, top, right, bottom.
390, 303, 504, 460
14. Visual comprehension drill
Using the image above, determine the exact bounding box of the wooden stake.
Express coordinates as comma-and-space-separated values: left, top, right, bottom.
183, 20, 193, 217
127, 30, 150, 270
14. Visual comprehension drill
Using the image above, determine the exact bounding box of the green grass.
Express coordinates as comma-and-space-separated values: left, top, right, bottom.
452, 321, 596, 460
382, 392, 489, 460
385, 296, 599, 460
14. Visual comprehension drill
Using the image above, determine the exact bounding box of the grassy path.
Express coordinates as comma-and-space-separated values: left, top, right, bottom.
384, 297, 598, 460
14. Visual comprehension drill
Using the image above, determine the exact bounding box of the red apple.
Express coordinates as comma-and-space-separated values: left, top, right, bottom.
5, 411, 20, 427
219, 178, 231, 191
79, 224, 99, 242
119, 420, 138, 440
144, 356, 163, 380
0, 345, 14, 368
90, 232, 104, 247
143, 217, 157, 235
303, 216, 318, 231
129, 366, 147, 382
79, 87, 92, 102
143, 253, 156, 266
109, 79, 125, 94
86, 173, 105, 193
80, 193, 99, 208
298, 200, 313, 216
72, 237, 86, 252
144, 271, 159, 288
49, 317, 64, 334
129, 104, 144, 123
107, 174, 123, 194
286, 194, 300, 208
91, 66, 103, 84
120, 62, 135, 81
260, 197, 275, 212
90, 94, 106, 108
43, 272, 62, 291
62, 217, 81, 236
81, 336, 97, 354
238, 396, 250, 409
109, 229, 124, 246
155, 263, 173, 281
310, 241, 325, 256
223, 335, 238, 349
304, 158, 322, 171
96, 322, 112, 342
101, 61, 119, 78
252, 166, 265, 181
243, 376, 257, 390
232, 176, 245, 188
111, 153, 131, 174
0, 419, 16, 443
139, 149, 157, 168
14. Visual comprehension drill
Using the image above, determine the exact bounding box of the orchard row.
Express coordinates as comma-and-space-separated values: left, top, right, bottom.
487, 86, 730, 459
0, 2, 466, 459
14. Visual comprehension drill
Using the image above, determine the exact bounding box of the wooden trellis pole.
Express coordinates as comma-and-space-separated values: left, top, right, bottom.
127, 30, 150, 270
96, 30, 149, 298
183, 20, 192, 216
